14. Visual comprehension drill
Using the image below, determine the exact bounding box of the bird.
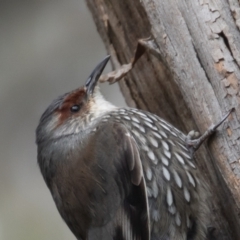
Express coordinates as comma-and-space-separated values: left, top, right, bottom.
36, 56, 229, 240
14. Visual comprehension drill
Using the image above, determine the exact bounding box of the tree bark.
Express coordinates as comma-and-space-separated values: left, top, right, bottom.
86, 0, 240, 239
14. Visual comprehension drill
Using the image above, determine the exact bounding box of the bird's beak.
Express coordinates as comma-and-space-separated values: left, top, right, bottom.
85, 55, 110, 95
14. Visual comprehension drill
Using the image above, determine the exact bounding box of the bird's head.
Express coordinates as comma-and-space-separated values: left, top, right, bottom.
36, 56, 115, 143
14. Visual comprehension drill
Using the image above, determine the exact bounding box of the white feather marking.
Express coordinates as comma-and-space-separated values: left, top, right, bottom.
146, 167, 153, 181
123, 115, 131, 120
132, 122, 140, 129
144, 121, 154, 128
152, 132, 162, 139
119, 112, 126, 115
131, 116, 140, 123
132, 110, 147, 118
152, 179, 158, 198
168, 204, 176, 215
173, 170, 182, 188
170, 131, 178, 137
159, 130, 168, 138
149, 136, 158, 148
142, 116, 153, 123
135, 132, 146, 144
161, 155, 169, 166
152, 125, 158, 131
142, 145, 149, 152
186, 171, 196, 187
164, 149, 171, 159
166, 186, 173, 206
180, 150, 191, 159
183, 187, 191, 202
175, 152, 185, 164
175, 212, 181, 226
147, 151, 156, 162
139, 125, 146, 133
152, 209, 160, 222
163, 166, 171, 181
162, 140, 169, 150
161, 124, 171, 131
148, 114, 158, 121
168, 140, 176, 146
147, 187, 152, 197
177, 142, 188, 151
188, 161, 196, 169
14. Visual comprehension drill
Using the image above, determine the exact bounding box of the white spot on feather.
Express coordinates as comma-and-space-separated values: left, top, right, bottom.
149, 136, 158, 148
142, 116, 153, 123
171, 131, 178, 137
186, 171, 196, 187
152, 179, 158, 198
148, 114, 158, 121
180, 151, 191, 159
152, 209, 160, 222
183, 187, 191, 202
166, 186, 173, 206
145, 167, 152, 181
147, 187, 152, 197
168, 204, 176, 215
152, 132, 162, 139
177, 142, 188, 151
142, 145, 149, 152
131, 117, 140, 123
175, 212, 181, 226
132, 122, 140, 129
161, 124, 171, 132
159, 130, 167, 138
163, 166, 171, 181
164, 149, 171, 159
144, 121, 154, 128
188, 161, 196, 169
132, 110, 147, 118
173, 170, 182, 188
175, 152, 185, 164
161, 155, 169, 166
162, 141, 169, 150
147, 151, 156, 162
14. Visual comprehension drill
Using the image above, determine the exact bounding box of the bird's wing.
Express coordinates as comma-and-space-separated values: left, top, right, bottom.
80, 121, 150, 240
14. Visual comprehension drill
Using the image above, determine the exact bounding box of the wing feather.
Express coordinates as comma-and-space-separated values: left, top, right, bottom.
85, 121, 150, 240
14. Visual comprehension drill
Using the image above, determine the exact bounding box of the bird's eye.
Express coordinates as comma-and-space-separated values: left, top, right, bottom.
70, 105, 80, 113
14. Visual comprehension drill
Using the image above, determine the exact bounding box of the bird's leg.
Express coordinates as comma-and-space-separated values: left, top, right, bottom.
186, 108, 234, 154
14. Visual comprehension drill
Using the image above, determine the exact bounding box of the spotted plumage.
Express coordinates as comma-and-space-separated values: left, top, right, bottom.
36, 56, 220, 240
90, 107, 210, 240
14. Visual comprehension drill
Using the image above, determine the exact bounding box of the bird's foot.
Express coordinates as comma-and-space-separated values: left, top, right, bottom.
186, 108, 234, 154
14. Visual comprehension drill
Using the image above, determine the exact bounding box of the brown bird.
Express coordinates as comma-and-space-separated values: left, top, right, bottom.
36, 56, 229, 240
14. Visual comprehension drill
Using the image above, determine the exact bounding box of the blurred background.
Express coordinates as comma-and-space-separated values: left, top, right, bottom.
0, 1, 125, 240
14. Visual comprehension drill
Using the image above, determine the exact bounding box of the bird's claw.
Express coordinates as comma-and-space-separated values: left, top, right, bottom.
185, 108, 234, 154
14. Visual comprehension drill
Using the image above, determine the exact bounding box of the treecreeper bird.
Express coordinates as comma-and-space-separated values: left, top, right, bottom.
36, 56, 231, 240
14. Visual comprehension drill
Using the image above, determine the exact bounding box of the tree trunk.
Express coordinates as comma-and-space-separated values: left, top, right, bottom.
85, 0, 240, 239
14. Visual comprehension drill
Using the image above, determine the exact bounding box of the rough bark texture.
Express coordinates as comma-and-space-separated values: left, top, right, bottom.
86, 0, 240, 239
